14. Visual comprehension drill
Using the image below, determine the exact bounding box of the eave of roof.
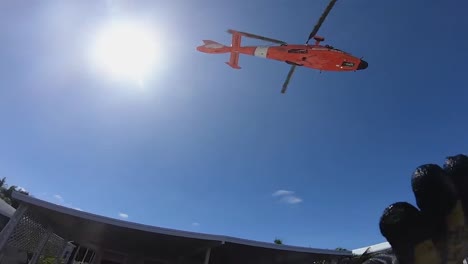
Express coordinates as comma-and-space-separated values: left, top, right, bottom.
352, 242, 391, 255
12, 191, 351, 257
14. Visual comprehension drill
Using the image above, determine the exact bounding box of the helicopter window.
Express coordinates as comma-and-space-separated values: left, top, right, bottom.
326, 45, 344, 52
341, 61, 355, 67
287, 49, 308, 54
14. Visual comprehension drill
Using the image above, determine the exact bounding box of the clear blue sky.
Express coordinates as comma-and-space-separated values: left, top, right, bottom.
1, 0, 467, 250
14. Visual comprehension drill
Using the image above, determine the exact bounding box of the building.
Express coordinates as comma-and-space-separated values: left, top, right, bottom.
0, 191, 353, 264
353, 241, 468, 264
351, 242, 391, 256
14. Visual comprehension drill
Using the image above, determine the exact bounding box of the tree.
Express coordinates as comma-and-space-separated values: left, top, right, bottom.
0, 177, 6, 189
274, 238, 283, 245
0, 177, 29, 209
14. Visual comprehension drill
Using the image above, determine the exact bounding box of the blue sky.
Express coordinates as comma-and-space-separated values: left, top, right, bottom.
1, 0, 468, 250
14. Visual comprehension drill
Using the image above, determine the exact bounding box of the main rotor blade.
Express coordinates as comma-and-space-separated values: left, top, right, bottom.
306, 0, 338, 44
227, 29, 287, 45
281, 65, 297, 94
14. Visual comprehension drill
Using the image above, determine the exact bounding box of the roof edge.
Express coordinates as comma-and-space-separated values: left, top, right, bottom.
12, 191, 222, 241
12, 191, 351, 257
220, 236, 351, 256
352, 242, 391, 255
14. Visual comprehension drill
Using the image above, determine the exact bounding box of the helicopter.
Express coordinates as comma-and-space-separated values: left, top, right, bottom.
196, 0, 368, 93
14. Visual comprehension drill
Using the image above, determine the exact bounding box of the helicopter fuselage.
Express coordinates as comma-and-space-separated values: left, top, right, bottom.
197, 42, 368, 72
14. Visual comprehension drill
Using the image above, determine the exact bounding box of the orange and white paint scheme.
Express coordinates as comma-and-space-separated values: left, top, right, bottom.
197, 30, 368, 72
196, 0, 368, 93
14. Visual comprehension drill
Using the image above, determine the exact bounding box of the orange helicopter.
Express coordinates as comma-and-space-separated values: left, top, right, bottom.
197, 0, 368, 93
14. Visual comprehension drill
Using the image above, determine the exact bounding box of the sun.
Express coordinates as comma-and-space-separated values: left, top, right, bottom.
90, 20, 159, 85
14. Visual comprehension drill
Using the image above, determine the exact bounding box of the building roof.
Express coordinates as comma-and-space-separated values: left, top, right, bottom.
352, 242, 391, 255
12, 191, 351, 263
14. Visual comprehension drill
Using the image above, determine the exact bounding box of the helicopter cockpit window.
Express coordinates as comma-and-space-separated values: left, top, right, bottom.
341, 61, 355, 67
326, 45, 344, 52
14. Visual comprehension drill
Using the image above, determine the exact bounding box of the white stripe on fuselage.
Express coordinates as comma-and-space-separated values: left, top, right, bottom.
254, 47, 269, 58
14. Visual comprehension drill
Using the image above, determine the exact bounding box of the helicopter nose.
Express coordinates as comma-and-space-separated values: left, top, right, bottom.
357, 60, 368, 70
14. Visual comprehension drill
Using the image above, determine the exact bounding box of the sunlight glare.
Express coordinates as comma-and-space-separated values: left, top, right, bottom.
91, 20, 159, 85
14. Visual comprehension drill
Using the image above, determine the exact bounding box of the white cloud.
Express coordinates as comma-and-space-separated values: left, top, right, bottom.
272, 190, 294, 197
281, 196, 303, 204
192, 222, 200, 227
53, 194, 64, 203
272, 190, 303, 205
49, 194, 84, 211
17, 186, 27, 192
118, 212, 129, 219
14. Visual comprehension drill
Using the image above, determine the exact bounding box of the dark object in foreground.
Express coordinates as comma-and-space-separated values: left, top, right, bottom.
378, 154, 468, 264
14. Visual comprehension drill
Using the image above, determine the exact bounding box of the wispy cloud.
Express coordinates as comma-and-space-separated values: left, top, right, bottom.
47, 194, 83, 211
272, 189, 303, 204
53, 194, 64, 203
118, 212, 129, 219
272, 190, 294, 197
192, 222, 200, 227
281, 196, 303, 204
